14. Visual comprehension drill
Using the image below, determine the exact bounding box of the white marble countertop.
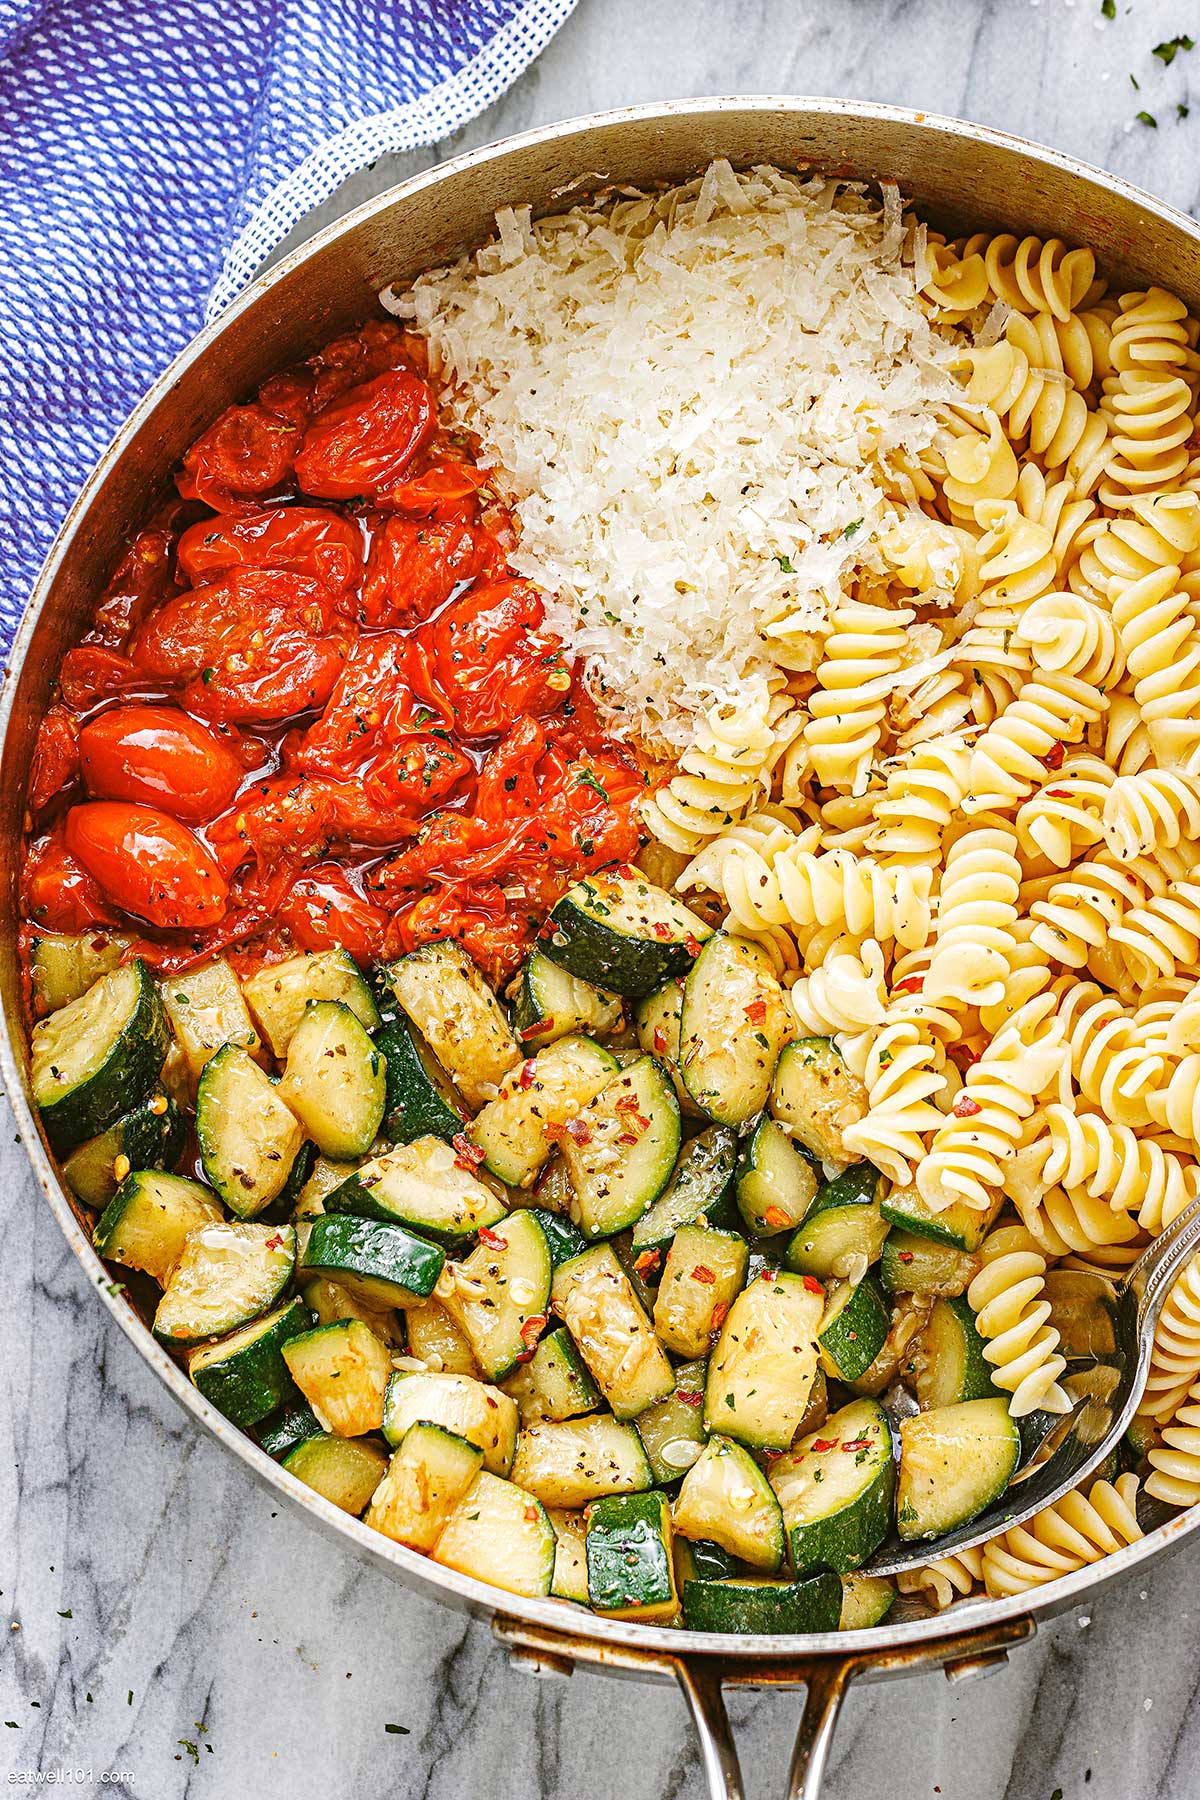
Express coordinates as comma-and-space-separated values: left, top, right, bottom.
5, 2, 1200, 1795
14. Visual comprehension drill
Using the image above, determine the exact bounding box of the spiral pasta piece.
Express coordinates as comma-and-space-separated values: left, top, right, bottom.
1048, 979, 1166, 1129
1146, 1379, 1200, 1506
842, 1007, 949, 1184
981, 1474, 1143, 1596
1029, 852, 1167, 970
966, 670, 1107, 811
938, 413, 1019, 525
641, 692, 800, 853
1014, 591, 1122, 684
1015, 757, 1112, 869
966, 1222, 1070, 1416
864, 735, 971, 863
804, 600, 915, 794
678, 836, 934, 950
923, 824, 1021, 1010
1136, 1253, 1200, 1425
1110, 564, 1200, 771
1110, 874, 1200, 987
897, 1545, 984, 1612
788, 939, 888, 1037
1030, 1103, 1198, 1233
1102, 769, 1200, 860
1073, 488, 1200, 599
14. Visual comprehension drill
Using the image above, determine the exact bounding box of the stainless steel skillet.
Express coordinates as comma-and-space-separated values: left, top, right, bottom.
5, 96, 1200, 1800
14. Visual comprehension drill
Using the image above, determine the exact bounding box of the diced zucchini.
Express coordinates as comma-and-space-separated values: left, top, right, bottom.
63, 1091, 184, 1208
879, 1230, 979, 1296
291, 1155, 360, 1218
300, 1276, 403, 1348
32, 958, 168, 1154
470, 1035, 620, 1187
435, 1211, 553, 1381
674, 1537, 739, 1586
195, 1044, 304, 1218
735, 1115, 819, 1237
679, 934, 791, 1125
785, 1164, 890, 1283
586, 1490, 678, 1620
551, 1244, 675, 1418
381, 1369, 518, 1475
277, 1000, 385, 1159
561, 1055, 681, 1238
653, 1223, 748, 1360
404, 1301, 480, 1376
634, 978, 703, 1117
511, 1415, 653, 1507
154, 1222, 294, 1345
187, 1296, 312, 1429
29, 930, 133, 1015
896, 1398, 1020, 1540
383, 940, 521, 1108
325, 1135, 507, 1245
93, 1169, 222, 1286
682, 1574, 842, 1635
377, 1016, 468, 1146
630, 1125, 739, 1259
241, 949, 381, 1057
769, 1397, 895, 1575
433, 1471, 556, 1598
839, 1573, 896, 1631
282, 1433, 387, 1514
365, 1423, 484, 1551
634, 1362, 710, 1484
549, 1508, 590, 1602
299, 1213, 444, 1309
769, 1038, 868, 1165
500, 1325, 601, 1424
258, 1398, 324, 1460
543, 869, 712, 997
704, 1272, 824, 1450
525, 1207, 587, 1268
847, 1293, 932, 1400
911, 1296, 998, 1408
282, 1318, 393, 1436
880, 1182, 1002, 1253
673, 1436, 785, 1571
510, 951, 623, 1046
263, 1138, 317, 1225
160, 957, 262, 1083
816, 1276, 891, 1383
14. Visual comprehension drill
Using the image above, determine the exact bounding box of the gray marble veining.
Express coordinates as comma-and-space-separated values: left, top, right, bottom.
5, 1, 1200, 1794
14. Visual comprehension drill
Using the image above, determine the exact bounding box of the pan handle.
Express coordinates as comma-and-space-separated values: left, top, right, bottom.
494, 1613, 1036, 1800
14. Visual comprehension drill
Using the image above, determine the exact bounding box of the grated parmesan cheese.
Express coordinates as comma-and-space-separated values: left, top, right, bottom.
383, 161, 960, 748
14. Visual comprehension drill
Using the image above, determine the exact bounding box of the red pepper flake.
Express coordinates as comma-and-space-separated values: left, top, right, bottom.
615, 1094, 641, 1112
763, 1205, 791, 1229
264, 1233, 285, 1252
652, 1027, 667, 1055
614, 864, 637, 880
453, 1133, 486, 1169
633, 1249, 661, 1277
537, 919, 559, 940
691, 1264, 716, 1285
893, 974, 924, 995
952, 1094, 983, 1118
677, 1389, 705, 1408
616, 1132, 639, 1145
710, 1300, 729, 1332
652, 922, 673, 941
841, 1439, 872, 1452
524, 1505, 541, 1523
898, 1250, 915, 1264
684, 933, 704, 958
519, 1313, 547, 1347
545, 1120, 567, 1142
760, 1268, 777, 1283
565, 1118, 591, 1145
520, 1018, 554, 1040
801, 1275, 823, 1294
812, 1438, 839, 1454
1045, 788, 1072, 800
518, 1060, 538, 1090
744, 998, 768, 1026
1042, 740, 1066, 770
478, 1226, 507, 1251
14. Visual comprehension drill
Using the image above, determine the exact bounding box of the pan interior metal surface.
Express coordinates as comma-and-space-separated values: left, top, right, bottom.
5, 98, 1200, 1670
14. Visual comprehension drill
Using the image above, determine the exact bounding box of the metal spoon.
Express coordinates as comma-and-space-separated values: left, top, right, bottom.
863, 1187, 1200, 1578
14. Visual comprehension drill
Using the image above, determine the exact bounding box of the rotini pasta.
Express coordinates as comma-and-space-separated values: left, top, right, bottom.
981, 1475, 1143, 1596
1136, 1252, 1200, 1425
1146, 1378, 1200, 1506
896, 1545, 983, 1611
966, 1223, 1071, 1416
678, 836, 934, 950
641, 691, 800, 853
804, 600, 915, 794
923, 823, 1021, 1011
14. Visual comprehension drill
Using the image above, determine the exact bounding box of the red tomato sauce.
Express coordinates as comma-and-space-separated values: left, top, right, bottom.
20, 317, 646, 1002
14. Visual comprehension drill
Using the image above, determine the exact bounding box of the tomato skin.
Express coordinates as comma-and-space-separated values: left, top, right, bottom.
177, 506, 364, 598
65, 802, 229, 928
24, 830, 118, 932
177, 403, 299, 511
91, 521, 182, 647
299, 632, 444, 778
58, 646, 149, 711
29, 708, 80, 814
360, 736, 475, 816
78, 705, 245, 823
308, 319, 413, 411
359, 514, 489, 627
274, 864, 388, 962
414, 578, 572, 739
383, 459, 490, 517
294, 368, 435, 500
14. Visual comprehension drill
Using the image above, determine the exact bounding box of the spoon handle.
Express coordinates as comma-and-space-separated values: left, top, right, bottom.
1123, 1185, 1200, 1333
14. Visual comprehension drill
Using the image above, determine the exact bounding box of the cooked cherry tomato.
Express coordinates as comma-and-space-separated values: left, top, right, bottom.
65, 802, 229, 928
24, 830, 118, 932
359, 514, 491, 627
383, 459, 490, 517
412, 578, 572, 738
78, 705, 245, 822
360, 735, 475, 815
307, 319, 413, 411
177, 506, 364, 597
91, 519, 183, 647
388, 885, 534, 984
58, 646, 149, 711
177, 403, 299, 511
298, 632, 444, 778
294, 368, 435, 500
29, 708, 80, 814
274, 863, 388, 961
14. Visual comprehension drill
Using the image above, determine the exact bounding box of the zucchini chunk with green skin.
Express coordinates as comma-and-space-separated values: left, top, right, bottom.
543, 868, 712, 998
292, 1156, 361, 1220
300, 1276, 404, 1348
680, 934, 791, 1125
585, 1490, 678, 1620
382, 1369, 518, 1475
880, 1181, 1003, 1253
682, 1573, 842, 1635
561, 1055, 681, 1238
816, 1275, 891, 1383
630, 1125, 740, 1260
879, 1230, 979, 1297
161, 956, 262, 1084
510, 951, 623, 1047
32, 959, 168, 1154
524, 1207, 587, 1269
896, 1398, 1020, 1540
551, 1244, 675, 1419
241, 948, 381, 1057
187, 1297, 312, 1429
511, 1415, 653, 1508
282, 1318, 393, 1436
635, 1360, 709, 1484
531, 1154, 577, 1217
469, 1035, 620, 1188
735, 1116, 819, 1237
704, 1271, 824, 1451
433, 1471, 556, 1598
785, 1164, 890, 1283
282, 1433, 387, 1514
93, 1169, 222, 1286
324, 1135, 507, 1245
769, 1038, 868, 1165
839, 1573, 897, 1631
377, 1017, 468, 1146
653, 1223, 748, 1360
154, 1222, 295, 1345
548, 1508, 590, 1603
500, 1325, 601, 1424
365, 1423, 484, 1551
634, 978, 703, 1117
277, 1000, 385, 1160
29, 930, 134, 1016
404, 1301, 480, 1377
299, 1213, 444, 1309
911, 1295, 998, 1408
770, 1397, 895, 1575
64, 1091, 184, 1209
435, 1210, 553, 1382
674, 1537, 739, 1587
673, 1436, 785, 1572
383, 940, 521, 1108
196, 1044, 304, 1218
258, 1398, 324, 1460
